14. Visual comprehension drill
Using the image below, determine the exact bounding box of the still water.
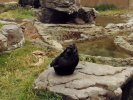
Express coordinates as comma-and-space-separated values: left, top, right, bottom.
96, 15, 127, 26
64, 38, 132, 58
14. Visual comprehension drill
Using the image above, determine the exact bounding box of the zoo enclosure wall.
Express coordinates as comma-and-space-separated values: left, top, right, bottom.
80, 0, 133, 9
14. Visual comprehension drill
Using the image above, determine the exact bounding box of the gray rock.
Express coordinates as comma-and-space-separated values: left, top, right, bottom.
49, 40, 63, 51
105, 23, 117, 29
126, 22, 133, 27
1, 25, 25, 51
40, 0, 79, 14
128, 33, 133, 41
33, 62, 133, 100
77, 7, 97, 24
80, 53, 133, 67
39, 0, 97, 24
0, 20, 17, 25
116, 23, 126, 30
34, 22, 104, 41
39, 0, 79, 23
80, 34, 88, 39
34, 22, 63, 51
114, 36, 133, 55
105, 17, 133, 33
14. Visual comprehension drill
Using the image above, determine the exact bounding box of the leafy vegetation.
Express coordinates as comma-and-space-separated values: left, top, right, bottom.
79, 54, 96, 63
0, 41, 62, 100
94, 4, 129, 16
95, 4, 117, 11
99, 9, 129, 15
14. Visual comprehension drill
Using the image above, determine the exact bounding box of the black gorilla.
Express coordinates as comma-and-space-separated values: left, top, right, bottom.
18, 0, 40, 8
50, 44, 79, 75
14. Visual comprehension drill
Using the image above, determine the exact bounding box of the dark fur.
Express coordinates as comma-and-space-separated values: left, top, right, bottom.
50, 44, 79, 75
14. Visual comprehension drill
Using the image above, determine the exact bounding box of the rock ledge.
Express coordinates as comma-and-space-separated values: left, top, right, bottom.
33, 62, 133, 100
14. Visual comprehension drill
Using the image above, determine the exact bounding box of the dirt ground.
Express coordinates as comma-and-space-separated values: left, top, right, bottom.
0, 0, 17, 3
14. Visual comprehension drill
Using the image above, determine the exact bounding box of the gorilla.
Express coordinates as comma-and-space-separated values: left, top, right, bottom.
50, 44, 79, 75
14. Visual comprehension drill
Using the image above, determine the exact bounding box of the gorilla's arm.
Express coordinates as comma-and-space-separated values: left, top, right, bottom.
50, 48, 67, 67
50, 56, 59, 67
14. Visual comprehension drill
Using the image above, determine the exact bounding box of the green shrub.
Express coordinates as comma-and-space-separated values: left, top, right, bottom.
95, 4, 117, 11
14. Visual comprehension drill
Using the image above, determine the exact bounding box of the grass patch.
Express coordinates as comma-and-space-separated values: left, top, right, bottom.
0, 22, 4, 28
99, 9, 129, 16
94, 4, 130, 16
0, 41, 62, 100
0, 4, 62, 100
95, 4, 117, 11
0, 53, 10, 68
0, 5, 35, 20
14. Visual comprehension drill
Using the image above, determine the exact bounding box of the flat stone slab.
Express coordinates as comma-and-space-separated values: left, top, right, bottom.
114, 36, 133, 55
33, 62, 133, 100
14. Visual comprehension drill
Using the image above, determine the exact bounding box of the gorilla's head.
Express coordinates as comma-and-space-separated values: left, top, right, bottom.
66, 44, 77, 55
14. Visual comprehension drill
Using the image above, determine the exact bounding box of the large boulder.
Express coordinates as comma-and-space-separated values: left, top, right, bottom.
40, 0, 80, 13
0, 24, 25, 52
38, 0, 97, 24
38, 7, 78, 24
114, 36, 133, 55
33, 62, 133, 100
